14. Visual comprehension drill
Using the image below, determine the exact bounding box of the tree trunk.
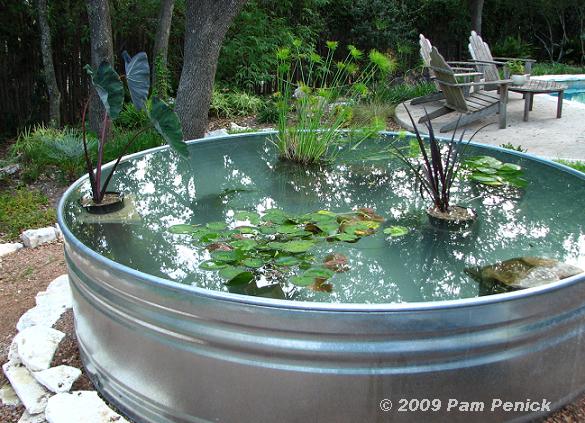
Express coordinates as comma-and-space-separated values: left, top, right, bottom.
86, 0, 114, 135
152, 0, 175, 98
175, 0, 247, 140
36, 0, 61, 127
468, 0, 485, 35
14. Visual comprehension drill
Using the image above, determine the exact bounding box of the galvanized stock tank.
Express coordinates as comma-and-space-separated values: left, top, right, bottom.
58, 133, 585, 423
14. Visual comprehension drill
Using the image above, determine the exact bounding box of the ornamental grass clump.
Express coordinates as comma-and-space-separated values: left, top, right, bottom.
275, 40, 395, 165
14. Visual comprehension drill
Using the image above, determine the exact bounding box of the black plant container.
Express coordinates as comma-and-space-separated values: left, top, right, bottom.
81, 192, 125, 215
426, 205, 477, 231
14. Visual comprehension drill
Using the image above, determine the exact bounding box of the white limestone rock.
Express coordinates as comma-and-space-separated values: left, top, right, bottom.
20, 228, 57, 249
33, 366, 81, 394
229, 122, 250, 132
2, 361, 50, 415
15, 326, 65, 372
8, 339, 21, 363
18, 411, 47, 423
35, 275, 72, 310
0, 383, 21, 406
17, 275, 72, 331
0, 242, 24, 257
205, 128, 229, 138
45, 391, 129, 423
54, 224, 63, 240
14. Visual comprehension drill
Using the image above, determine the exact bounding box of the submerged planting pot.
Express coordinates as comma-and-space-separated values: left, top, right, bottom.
426, 205, 477, 231
80, 191, 125, 214
58, 133, 585, 423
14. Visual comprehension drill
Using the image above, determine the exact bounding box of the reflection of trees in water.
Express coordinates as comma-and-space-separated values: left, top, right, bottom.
63, 135, 585, 302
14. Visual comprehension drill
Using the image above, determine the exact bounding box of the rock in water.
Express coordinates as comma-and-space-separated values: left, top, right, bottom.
466, 257, 583, 290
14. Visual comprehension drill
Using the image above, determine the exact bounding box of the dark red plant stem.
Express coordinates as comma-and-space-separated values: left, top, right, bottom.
100, 126, 149, 196
95, 112, 109, 202
81, 98, 98, 200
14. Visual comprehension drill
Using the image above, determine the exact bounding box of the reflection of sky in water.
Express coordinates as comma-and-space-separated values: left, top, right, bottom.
63, 135, 585, 304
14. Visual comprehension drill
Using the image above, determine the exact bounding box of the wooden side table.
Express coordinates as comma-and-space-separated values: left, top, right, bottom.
509, 80, 568, 122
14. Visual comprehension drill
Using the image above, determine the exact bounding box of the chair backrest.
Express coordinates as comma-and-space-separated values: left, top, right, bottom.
429, 47, 468, 113
468, 31, 500, 83
419, 34, 441, 90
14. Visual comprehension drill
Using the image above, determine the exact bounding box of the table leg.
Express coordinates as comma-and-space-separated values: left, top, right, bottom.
557, 91, 564, 119
529, 94, 534, 111
523, 93, 531, 122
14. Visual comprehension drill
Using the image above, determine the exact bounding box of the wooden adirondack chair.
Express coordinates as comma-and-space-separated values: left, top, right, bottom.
413, 34, 482, 105
468, 31, 536, 85
420, 47, 510, 133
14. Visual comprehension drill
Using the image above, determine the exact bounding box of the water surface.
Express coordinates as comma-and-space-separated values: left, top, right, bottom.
62, 134, 585, 303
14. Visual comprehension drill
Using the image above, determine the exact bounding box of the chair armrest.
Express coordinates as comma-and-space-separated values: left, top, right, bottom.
435, 79, 511, 88
493, 57, 536, 63
470, 59, 508, 66
454, 72, 483, 78
447, 61, 482, 66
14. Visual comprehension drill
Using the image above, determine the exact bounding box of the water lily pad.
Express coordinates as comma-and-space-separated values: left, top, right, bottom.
279, 240, 316, 253
234, 211, 260, 224
211, 250, 245, 263
242, 258, 265, 268
290, 275, 314, 287
261, 209, 289, 224
323, 253, 349, 272
383, 226, 409, 237
229, 239, 258, 251
274, 256, 301, 267
219, 266, 254, 285
303, 267, 335, 280
311, 278, 333, 292
206, 242, 232, 252
199, 260, 227, 270
206, 221, 228, 231
168, 224, 200, 234
330, 233, 358, 242
275, 224, 304, 235
259, 225, 278, 235
199, 232, 222, 243
233, 226, 257, 234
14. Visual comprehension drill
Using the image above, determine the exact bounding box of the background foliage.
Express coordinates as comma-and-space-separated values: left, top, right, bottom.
1, 0, 584, 139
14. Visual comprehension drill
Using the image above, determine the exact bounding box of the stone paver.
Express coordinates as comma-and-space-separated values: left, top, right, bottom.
20, 228, 57, 249
395, 90, 585, 161
45, 391, 129, 423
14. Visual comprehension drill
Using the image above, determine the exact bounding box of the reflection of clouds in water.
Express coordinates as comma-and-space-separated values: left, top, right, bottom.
63, 135, 585, 304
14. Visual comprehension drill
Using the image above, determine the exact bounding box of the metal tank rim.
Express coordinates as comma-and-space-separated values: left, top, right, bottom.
57, 130, 585, 313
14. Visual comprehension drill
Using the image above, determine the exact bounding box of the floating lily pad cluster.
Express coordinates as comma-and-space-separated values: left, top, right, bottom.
169, 208, 384, 294
463, 156, 527, 188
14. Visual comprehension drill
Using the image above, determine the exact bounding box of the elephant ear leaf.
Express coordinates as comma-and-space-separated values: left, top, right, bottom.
122, 51, 150, 110
149, 97, 189, 158
84, 62, 124, 119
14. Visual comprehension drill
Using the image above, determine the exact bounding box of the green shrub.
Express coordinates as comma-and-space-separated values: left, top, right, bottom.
11, 125, 93, 182
350, 102, 395, 127
500, 143, 527, 153
556, 160, 585, 173
0, 189, 56, 241
117, 103, 150, 129
209, 90, 264, 118
257, 100, 279, 124
377, 82, 437, 105
491, 36, 533, 59
532, 63, 585, 76
11, 125, 164, 183
103, 129, 166, 163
